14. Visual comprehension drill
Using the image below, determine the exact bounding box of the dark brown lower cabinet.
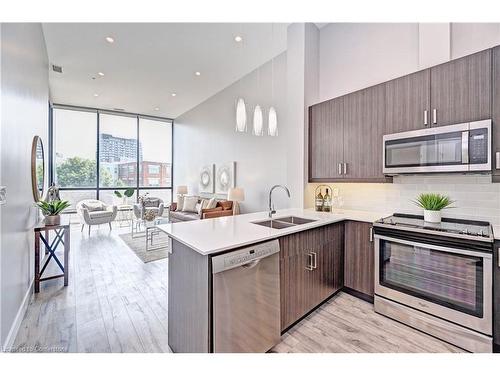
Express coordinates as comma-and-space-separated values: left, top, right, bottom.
494, 241, 500, 352
344, 221, 374, 301
279, 223, 344, 331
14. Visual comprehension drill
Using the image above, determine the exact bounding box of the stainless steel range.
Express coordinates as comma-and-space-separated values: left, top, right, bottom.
373, 213, 493, 353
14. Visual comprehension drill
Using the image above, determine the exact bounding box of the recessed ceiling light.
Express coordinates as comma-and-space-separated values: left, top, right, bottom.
105, 36, 114, 43
171, 93, 177, 97
154, 107, 160, 111
195, 71, 201, 76
98, 72, 105, 77
234, 35, 243, 42
93, 93, 99, 97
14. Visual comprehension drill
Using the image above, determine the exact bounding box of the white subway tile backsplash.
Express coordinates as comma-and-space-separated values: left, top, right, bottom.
306, 174, 500, 225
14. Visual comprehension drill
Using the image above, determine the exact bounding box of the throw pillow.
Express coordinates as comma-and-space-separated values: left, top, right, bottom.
182, 196, 199, 213
82, 202, 104, 212
197, 199, 209, 214
206, 197, 217, 210
176, 195, 185, 211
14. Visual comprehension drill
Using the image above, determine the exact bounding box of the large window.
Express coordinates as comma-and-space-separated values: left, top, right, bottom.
53, 109, 97, 188
51, 106, 173, 212
99, 113, 138, 187
139, 118, 172, 188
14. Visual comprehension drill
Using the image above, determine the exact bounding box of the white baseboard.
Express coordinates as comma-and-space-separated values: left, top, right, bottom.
2, 279, 33, 352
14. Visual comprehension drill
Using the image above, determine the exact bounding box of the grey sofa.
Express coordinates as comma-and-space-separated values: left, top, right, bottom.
168, 200, 234, 223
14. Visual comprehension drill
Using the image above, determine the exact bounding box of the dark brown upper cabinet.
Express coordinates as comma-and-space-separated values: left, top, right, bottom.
385, 69, 431, 133
309, 97, 344, 181
343, 84, 388, 181
308, 46, 495, 183
430, 49, 491, 127
492, 46, 500, 180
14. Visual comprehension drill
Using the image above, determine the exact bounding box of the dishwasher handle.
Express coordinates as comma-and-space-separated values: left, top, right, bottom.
241, 259, 261, 269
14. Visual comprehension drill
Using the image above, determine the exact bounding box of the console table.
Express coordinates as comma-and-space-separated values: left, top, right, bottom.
34, 216, 70, 293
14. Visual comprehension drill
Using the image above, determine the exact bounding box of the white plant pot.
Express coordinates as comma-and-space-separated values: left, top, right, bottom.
424, 210, 441, 223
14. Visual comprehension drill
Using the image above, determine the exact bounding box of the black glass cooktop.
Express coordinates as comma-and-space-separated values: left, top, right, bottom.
374, 213, 492, 240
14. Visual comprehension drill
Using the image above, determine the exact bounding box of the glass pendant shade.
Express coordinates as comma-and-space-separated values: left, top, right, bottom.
268, 106, 278, 136
235, 98, 247, 132
253, 105, 263, 136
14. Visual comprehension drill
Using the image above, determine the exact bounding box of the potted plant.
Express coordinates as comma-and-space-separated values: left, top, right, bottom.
36, 199, 70, 225
114, 188, 134, 205
413, 193, 454, 223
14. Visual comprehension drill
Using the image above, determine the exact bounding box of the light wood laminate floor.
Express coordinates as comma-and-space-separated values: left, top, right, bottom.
12, 225, 463, 353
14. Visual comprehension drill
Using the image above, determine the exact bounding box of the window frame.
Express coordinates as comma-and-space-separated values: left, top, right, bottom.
50, 104, 174, 212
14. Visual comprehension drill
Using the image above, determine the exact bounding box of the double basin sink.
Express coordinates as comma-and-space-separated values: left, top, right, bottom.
252, 216, 317, 230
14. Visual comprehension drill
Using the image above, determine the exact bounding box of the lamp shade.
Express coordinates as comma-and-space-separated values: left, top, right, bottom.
177, 185, 188, 195
227, 187, 245, 202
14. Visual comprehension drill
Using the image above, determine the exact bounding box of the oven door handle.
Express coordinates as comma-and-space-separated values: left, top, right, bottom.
374, 234, 492, 259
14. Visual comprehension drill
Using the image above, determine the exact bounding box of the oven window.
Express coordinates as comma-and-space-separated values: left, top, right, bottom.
379, 240, 483, 317
385, 132, 464, 168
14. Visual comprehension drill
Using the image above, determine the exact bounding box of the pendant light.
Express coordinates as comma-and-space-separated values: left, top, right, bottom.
253, 31, 263, 137
268, 23, 278, 137
235, 26, 247, 133
253, 105, 263, 136
268, 106, 278, 136
236, 98, 247, 132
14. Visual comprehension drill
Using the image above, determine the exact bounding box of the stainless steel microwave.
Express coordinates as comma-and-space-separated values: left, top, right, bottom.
383, 119, 491, 175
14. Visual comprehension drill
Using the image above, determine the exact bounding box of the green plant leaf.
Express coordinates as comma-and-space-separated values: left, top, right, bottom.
412, 193, 454, 211
124, 188, 135, 198
36, 199, 70, 215
114, 190, 122, 198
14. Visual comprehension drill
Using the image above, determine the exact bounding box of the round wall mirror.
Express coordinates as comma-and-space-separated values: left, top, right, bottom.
31, 136, 45, 202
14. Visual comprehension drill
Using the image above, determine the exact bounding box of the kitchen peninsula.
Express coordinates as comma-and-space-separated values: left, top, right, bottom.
157, 208, 388, 353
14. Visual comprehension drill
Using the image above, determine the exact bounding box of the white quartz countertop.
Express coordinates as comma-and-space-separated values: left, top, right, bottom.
156, 208, 390, 256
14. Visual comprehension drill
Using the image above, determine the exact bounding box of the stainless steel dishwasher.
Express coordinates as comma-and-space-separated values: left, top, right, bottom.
212, 239, 281, 353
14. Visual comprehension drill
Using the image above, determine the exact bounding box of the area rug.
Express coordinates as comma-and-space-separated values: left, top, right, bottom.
119, 232, 169, 263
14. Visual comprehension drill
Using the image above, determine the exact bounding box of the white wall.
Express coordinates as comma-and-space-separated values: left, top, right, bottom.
319, 23, 419, 102
173, 53, 289, 213
0, 23, 49, 349
451, 23, 500, 59
319, 22, 500, 103
305, 23, 500, 223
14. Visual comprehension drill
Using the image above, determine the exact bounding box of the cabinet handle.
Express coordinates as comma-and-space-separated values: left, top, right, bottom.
311, 252, 317, 270
432, 109, 437, 124
338, 163, 343, 175
498, 248, 500, 268
369, 227, 374, 242
496, 152, 500, 170
306, 253, 314, 271
343, 163, 347, 175
424, 110, 428, 126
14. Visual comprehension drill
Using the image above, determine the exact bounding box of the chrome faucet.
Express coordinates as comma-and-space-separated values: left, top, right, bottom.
268, 185, 291, 218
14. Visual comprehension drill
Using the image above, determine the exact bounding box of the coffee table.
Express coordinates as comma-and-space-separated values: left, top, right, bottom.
132, 216, 169, 251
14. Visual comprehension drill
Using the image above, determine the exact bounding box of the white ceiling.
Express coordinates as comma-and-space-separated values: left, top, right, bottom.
42, 23, 288, 118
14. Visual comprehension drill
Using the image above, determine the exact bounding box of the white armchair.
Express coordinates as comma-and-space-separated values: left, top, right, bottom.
76, 199, 117, 236
133, 197, 164, 220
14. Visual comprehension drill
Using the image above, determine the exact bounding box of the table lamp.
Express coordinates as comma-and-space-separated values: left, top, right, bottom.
227, 187, 245, 215
177, 185, 188, 196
